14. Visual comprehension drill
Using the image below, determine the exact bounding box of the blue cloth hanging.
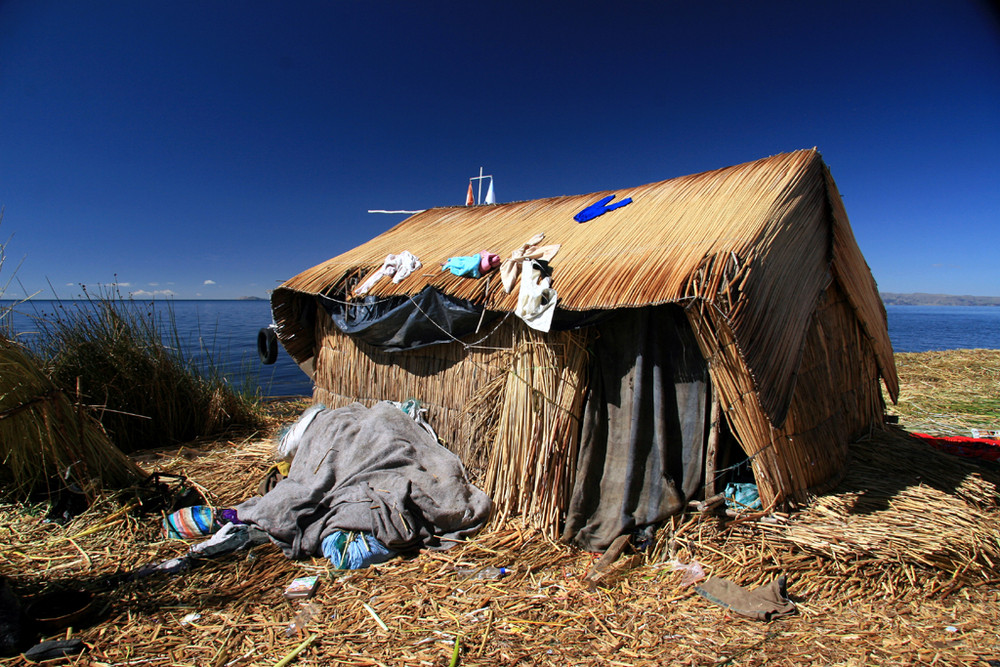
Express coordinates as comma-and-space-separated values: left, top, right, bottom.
442, 255, 482, 278
574, 195, 633, 223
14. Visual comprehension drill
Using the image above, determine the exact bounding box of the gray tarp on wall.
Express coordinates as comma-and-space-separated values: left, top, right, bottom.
320, 285, 609, 352
319, 287, 499, 352
562, 305, 709, 552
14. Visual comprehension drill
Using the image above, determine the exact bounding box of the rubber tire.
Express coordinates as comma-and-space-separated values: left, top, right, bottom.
258, 327, 279, 365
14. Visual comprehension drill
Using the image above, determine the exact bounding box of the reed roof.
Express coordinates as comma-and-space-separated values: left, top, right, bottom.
274, 149, 898, 424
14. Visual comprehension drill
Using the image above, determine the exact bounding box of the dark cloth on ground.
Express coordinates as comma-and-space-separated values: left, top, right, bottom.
695, 575, 797, 621
236, 402, 492, 558
562, 305, 708, 551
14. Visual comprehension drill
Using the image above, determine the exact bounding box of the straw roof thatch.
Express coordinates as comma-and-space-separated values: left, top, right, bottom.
273, 149, 897, 429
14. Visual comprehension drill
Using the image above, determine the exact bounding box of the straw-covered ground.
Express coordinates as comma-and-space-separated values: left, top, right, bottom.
1, 352, 999, 666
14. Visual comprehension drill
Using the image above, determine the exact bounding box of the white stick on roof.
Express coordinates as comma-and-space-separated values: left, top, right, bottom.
469, 167, 493, 206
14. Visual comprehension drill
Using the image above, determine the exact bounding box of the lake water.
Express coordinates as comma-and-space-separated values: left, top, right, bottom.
2, 299, 313, 398
3, 301, 998, 397
885, 305, 1000, 353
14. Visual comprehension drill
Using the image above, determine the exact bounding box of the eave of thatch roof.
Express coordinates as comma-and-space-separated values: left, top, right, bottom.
273, 148, 898, 425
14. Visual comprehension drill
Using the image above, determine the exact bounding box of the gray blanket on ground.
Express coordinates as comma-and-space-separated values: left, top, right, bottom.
236, 402, 492, 558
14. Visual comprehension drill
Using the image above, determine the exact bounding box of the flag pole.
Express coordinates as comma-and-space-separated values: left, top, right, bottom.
469, 168, 493, 206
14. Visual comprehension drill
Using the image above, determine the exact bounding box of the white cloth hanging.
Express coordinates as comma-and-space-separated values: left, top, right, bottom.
354, 251, 422, 296
514, 259, 558, 332
499, 233, 560, 293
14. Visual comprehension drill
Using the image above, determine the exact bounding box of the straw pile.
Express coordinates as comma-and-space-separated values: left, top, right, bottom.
887, 349, 1000, 436
1, 351, 998, 665
0, 336, 144, 498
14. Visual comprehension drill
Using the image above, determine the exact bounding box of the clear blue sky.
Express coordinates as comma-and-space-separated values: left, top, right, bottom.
1, 1, 998, 300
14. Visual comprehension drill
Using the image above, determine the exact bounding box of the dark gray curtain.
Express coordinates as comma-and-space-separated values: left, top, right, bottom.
562, 305, 708, 551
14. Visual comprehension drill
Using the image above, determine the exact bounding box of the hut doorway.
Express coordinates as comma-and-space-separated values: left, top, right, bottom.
561, 304, 751, 551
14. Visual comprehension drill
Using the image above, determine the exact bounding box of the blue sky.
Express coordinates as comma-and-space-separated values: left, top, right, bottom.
1, 1, 998, 300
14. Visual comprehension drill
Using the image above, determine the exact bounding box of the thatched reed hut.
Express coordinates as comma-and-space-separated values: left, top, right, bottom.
269, 149, 898, 551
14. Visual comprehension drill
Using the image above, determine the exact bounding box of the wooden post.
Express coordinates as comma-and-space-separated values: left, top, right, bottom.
704, 389, 721, 500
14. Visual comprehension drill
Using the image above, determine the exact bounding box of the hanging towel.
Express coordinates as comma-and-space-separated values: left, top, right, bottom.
479, 250, 501, 274
484, 180, 496, 205
354, 251, 422, 296
499, 233, 561, 293
514, 259, 558, 332
442, 255, 483, 278
574, 195, 633, 223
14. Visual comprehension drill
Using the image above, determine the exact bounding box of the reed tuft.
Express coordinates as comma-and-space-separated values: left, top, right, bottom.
24, 286, 266, 452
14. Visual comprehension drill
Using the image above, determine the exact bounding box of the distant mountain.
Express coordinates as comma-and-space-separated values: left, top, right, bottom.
881, 292, 1000, 306
236, 296, 266, 301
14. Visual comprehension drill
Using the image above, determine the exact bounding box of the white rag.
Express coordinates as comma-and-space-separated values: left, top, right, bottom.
514, 259, 558, 332
499, 233, 561, 293
354, 251, 422, 296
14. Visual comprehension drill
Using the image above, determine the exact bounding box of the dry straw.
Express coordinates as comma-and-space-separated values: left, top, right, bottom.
0, 336, 144, 497
2, 381, 998, 665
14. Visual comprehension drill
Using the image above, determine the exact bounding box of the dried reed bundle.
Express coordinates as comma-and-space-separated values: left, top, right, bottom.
766, 428, 1000, 581
480, 327, 590, 536
0, 337, 144, 497
686, 280, 889, 509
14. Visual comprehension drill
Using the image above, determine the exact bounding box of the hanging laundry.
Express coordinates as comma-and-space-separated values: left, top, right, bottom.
484, 180, 496, 205
466, 182, 475, 206
499, 233, 561, 293
574, 194, 633, 223
442, 255, 483, 278
354, 251, 422, 296
442, 250, 501, 279
514, 259, 558, 332
479, 250, 500, 274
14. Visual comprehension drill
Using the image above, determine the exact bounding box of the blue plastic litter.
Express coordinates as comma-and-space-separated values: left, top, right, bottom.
724, 482, 762, 510
322, 530, 396, 570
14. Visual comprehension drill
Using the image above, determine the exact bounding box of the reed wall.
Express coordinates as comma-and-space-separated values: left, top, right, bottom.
310, 304, 592, 538
311, 304, 513, 469
687, 281, 887, 507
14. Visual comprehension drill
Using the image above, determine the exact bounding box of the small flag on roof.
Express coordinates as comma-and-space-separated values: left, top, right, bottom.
466, 182, 475, 206
484, 179, 495, 205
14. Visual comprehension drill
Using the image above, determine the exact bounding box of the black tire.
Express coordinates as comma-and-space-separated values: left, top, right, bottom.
258, 327, 279, 365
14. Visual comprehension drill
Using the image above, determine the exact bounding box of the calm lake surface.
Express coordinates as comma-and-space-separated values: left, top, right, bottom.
3, 299, 312, 398
3, 301, 998, 397
885, 305, 1000, 353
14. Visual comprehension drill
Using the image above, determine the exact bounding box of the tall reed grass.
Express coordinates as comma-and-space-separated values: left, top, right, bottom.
0, 219, 145, 495
25, 285, 266, 452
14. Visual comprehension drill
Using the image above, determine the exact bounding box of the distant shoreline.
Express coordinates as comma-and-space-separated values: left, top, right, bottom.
881, 293, 1000, 307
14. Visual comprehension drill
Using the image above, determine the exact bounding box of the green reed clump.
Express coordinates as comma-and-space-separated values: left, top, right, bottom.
31, 287, 266, 452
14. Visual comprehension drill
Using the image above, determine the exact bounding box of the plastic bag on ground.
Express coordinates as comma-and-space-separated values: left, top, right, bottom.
322, 530, 396, 570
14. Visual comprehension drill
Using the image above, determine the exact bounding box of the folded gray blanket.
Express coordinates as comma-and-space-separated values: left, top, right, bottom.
236, 402, 492, 558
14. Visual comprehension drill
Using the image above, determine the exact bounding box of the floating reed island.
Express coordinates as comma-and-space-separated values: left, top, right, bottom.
2, 152, 999, 664
1, 349, 998, 666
